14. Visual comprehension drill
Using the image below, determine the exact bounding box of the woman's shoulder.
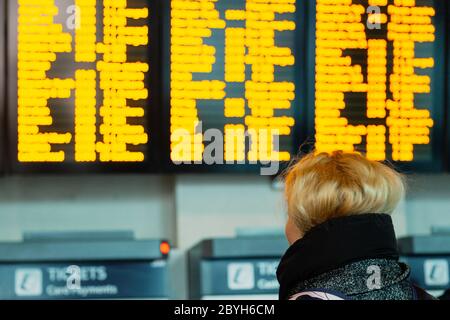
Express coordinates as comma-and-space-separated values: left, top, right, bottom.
288, 259, 424, 300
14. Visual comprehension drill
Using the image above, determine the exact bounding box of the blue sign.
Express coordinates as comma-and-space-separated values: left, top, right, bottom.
0, 260, 168, 299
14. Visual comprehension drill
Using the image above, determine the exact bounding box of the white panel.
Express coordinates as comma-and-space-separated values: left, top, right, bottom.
175, 175, 286, 249
0, 175, 175, 241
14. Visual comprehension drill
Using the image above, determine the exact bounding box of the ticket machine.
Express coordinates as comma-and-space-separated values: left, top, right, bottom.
188, 237, 288, 300
399, 235, 450, 298
0, 232, 170, 299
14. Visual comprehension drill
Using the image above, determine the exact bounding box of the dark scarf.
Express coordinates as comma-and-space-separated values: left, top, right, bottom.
276, 214, 399, 300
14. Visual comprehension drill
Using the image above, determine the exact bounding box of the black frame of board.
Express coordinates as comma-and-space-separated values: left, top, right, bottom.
446, 0, 450, 172
6, 0, 164, 174
428, 0, 447, 173
0, 0, 5, 175
161, 0, 309, 174
305, 0, 448, 173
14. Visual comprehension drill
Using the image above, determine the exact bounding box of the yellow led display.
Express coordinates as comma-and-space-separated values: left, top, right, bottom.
18, 0, 73, 162
387, 1, 435, 162
315, 0, 436, 162
17, 0, 149, 163
170, 0, 296, 164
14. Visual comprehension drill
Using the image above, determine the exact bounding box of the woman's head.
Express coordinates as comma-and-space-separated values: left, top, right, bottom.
283, 151, 405, 244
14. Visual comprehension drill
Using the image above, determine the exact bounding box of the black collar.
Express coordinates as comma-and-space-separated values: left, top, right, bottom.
276, 214, 399, 300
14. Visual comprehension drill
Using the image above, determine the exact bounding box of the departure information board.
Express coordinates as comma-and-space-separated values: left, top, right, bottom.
7, 0, 160, 172
311, 0, 446, 170
167, 0, 302, 171
2, 0, 448, 174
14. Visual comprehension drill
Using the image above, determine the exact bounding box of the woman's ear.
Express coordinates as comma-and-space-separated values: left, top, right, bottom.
285, 216, 302, 245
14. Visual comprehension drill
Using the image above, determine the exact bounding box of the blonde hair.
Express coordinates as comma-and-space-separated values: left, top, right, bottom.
284, 151, 405, 234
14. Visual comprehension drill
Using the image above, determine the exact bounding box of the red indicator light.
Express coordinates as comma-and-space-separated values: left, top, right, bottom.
160, 241, 170, 255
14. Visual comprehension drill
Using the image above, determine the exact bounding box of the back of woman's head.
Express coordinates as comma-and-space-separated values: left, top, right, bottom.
284, 151, 405, 234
